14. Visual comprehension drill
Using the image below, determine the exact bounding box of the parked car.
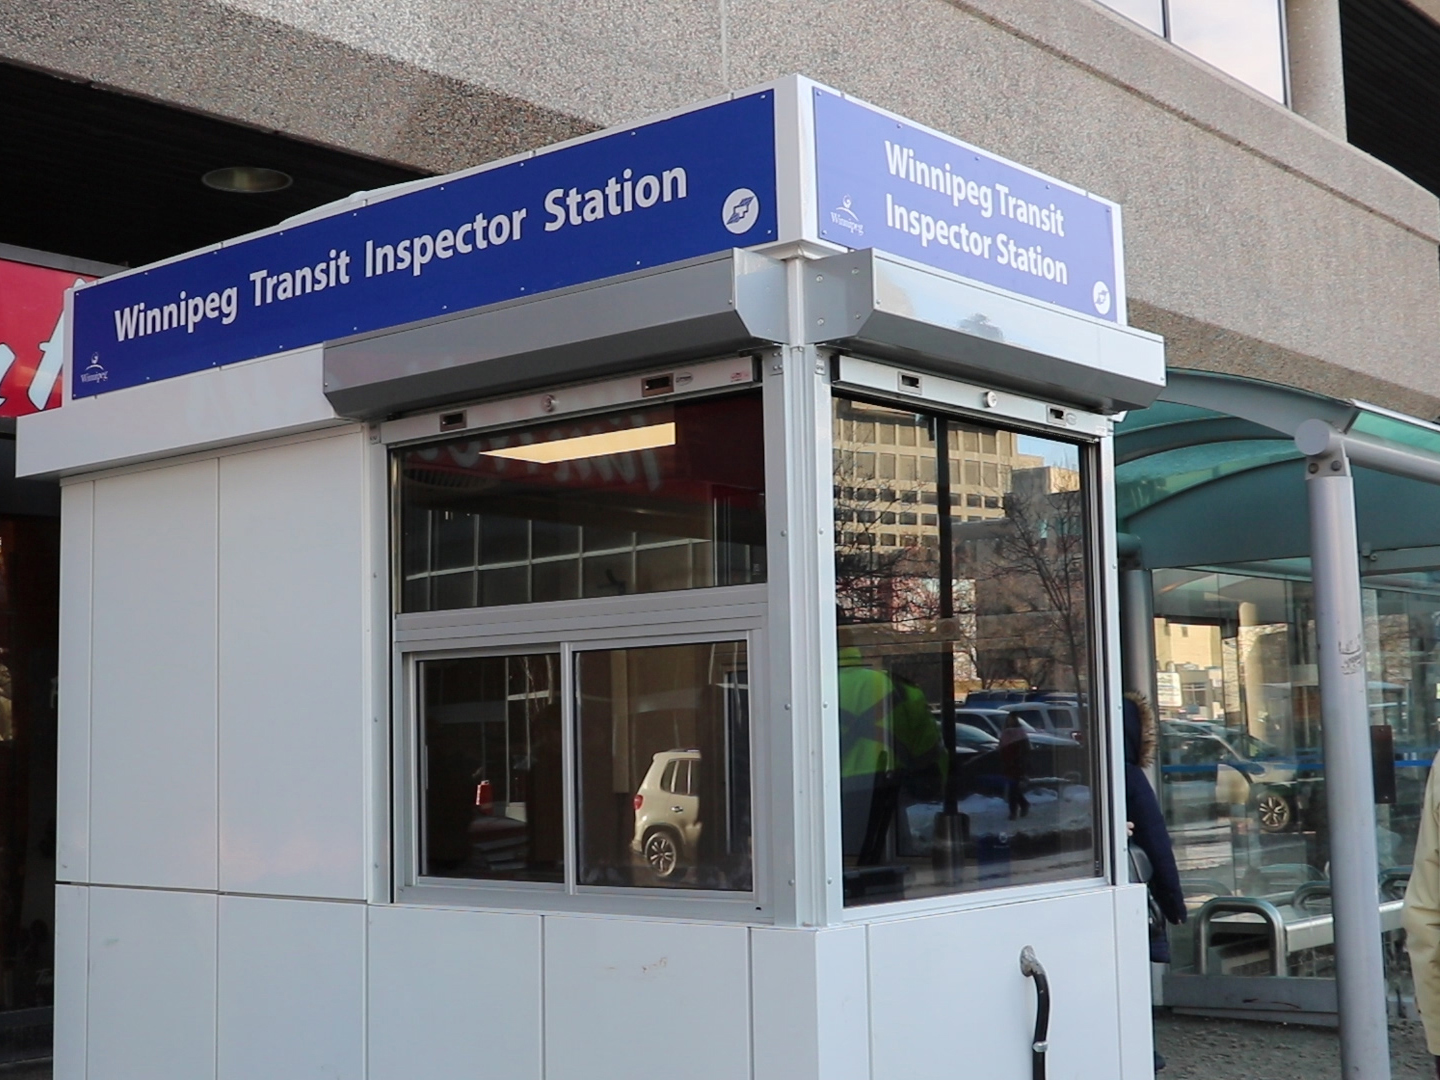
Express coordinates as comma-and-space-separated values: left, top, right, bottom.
1000, 701, 1082, 742
631, 749, 702, 880
953, 707, 1063, 744
1159, 724, 1307, 833
952, 707, 1085, 782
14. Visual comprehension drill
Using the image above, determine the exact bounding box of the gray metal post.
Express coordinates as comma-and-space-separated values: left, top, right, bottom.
1118, 566, 1157, 705
1306, 444, 1391, 1080
1118, 565, 1159, 792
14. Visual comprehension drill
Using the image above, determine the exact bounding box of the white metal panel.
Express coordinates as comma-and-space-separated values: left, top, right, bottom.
367, 906, 542, 1080
752, 925, 869, 1080
218, 433, 366, 898
87, 886, 217, 1080
57, 482, 93, 882
90, 460, 218, 890
217, 895, 364, 1080
15, 346, 343, 479
53, 885, 88, 1080
544, 915, 751, 1080
1112, 885, 1155, 1079
867, 890, 1122, 1080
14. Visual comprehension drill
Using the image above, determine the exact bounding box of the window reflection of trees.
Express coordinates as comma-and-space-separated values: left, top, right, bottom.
834, 415, 1088, 697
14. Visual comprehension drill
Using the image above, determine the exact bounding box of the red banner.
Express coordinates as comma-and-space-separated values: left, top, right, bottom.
0, 259, 95, 417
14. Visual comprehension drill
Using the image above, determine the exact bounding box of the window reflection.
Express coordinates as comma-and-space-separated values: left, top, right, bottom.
1095, 0, 1165, 35
1093, 0, 1287, 104
1154, 568, 1432, 975
397, 392, 766, 612
1169, 0, 1286, 103
833, 398, 1097, 905
575, 640, 752, 891
419, 653, 564, 883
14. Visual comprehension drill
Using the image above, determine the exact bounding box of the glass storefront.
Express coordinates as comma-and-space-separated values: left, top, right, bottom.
1153, 564, 1434, 974
0, 516, 59, 1063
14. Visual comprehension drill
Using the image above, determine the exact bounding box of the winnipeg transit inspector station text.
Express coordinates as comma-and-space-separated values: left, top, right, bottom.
108, 164, 691, 344
882, 141, 1072, 285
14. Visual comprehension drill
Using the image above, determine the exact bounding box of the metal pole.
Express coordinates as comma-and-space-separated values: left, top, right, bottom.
1118, 565, 1159, 788
1118, 567, 1157, 703
1306, 442, 1390, 1080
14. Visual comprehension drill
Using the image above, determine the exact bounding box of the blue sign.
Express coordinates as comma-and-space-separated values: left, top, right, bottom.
73, 93, 777, 397
812, 89, 1122, 323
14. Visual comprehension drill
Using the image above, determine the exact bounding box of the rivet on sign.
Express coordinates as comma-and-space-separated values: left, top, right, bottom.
1331, 459, 1342, 471
1308, 462, 1320, 474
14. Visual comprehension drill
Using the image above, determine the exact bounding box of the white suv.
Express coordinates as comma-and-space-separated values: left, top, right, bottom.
631, 749, 702, 880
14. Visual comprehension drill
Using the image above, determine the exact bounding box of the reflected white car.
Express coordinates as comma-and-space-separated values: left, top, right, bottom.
631, 750, 702, 879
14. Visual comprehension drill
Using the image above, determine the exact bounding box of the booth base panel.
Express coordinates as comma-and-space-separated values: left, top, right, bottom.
54, 883, 1153, 1080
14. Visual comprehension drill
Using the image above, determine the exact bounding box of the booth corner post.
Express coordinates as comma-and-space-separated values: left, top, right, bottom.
1303, 432, 1392, 1080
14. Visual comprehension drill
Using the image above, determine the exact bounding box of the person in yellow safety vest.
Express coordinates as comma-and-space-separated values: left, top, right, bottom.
838, 646, 948, 864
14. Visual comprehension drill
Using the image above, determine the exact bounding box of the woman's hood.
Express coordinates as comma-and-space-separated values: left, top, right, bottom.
1123, 692, 1156, 768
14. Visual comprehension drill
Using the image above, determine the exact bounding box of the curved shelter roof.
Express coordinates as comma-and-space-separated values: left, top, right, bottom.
1115, 370, 1440, 571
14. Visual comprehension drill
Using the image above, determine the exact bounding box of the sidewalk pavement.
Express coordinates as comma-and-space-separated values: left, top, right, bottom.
4, 1015, 1435, 1079
1155, 1012, 1435, 1078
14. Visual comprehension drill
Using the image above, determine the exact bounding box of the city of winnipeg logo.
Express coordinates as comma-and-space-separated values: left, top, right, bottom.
79, 353, 108, 384
829, 195, 864, 237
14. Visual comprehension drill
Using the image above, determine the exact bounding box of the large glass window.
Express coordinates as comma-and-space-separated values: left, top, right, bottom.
397, 392, 765, 612
1153, 567, 1435, 975
1095, 0, 1287, 104
833, 397, 1098, 906
575, 640, 752, 891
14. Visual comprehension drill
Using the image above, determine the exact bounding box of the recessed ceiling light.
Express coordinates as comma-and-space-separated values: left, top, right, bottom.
481, 423, 677, 464
202, 166, 293, 194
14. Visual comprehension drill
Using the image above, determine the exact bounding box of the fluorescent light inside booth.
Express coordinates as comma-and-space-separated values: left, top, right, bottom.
482, 422, 676, 464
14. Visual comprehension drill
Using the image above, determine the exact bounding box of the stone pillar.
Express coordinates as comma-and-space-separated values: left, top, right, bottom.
1285, 0, 1348, 138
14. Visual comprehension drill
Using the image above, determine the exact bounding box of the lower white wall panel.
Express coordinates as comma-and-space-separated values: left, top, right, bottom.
752, 926, 869, 1080
867, 889, 1121, 1080
217, 895, 364, 1080
368, 906, 542, 1080
56, 483, 93, 883
90, 460, 218, 890
52, 885, 88, 1080
544, 916, 751, 1080
87, 886, 217, 1080
218, 433, 366, 899
1113, 885, 1155, 1079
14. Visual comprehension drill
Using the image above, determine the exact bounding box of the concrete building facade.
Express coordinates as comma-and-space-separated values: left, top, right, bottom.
6, 0, 1437, 414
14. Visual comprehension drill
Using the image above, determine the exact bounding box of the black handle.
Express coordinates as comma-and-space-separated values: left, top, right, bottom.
1019, 946, 1050, 1080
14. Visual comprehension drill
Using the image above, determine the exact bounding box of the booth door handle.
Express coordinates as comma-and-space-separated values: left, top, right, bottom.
1019, 946, 1051, 1080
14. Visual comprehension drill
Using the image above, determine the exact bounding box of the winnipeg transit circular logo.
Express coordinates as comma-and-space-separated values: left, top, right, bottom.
722, 188, 760, 234
1092, 280, 1112, 316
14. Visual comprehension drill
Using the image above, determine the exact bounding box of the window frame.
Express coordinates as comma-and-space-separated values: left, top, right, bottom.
827, 353, 1119, 919
385, 360, 774, 919
395, 600, 769, 917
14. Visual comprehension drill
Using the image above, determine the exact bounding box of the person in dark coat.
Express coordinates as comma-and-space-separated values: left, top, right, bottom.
1124, 692, 1187, 959
1124, 692, 1186, 1074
